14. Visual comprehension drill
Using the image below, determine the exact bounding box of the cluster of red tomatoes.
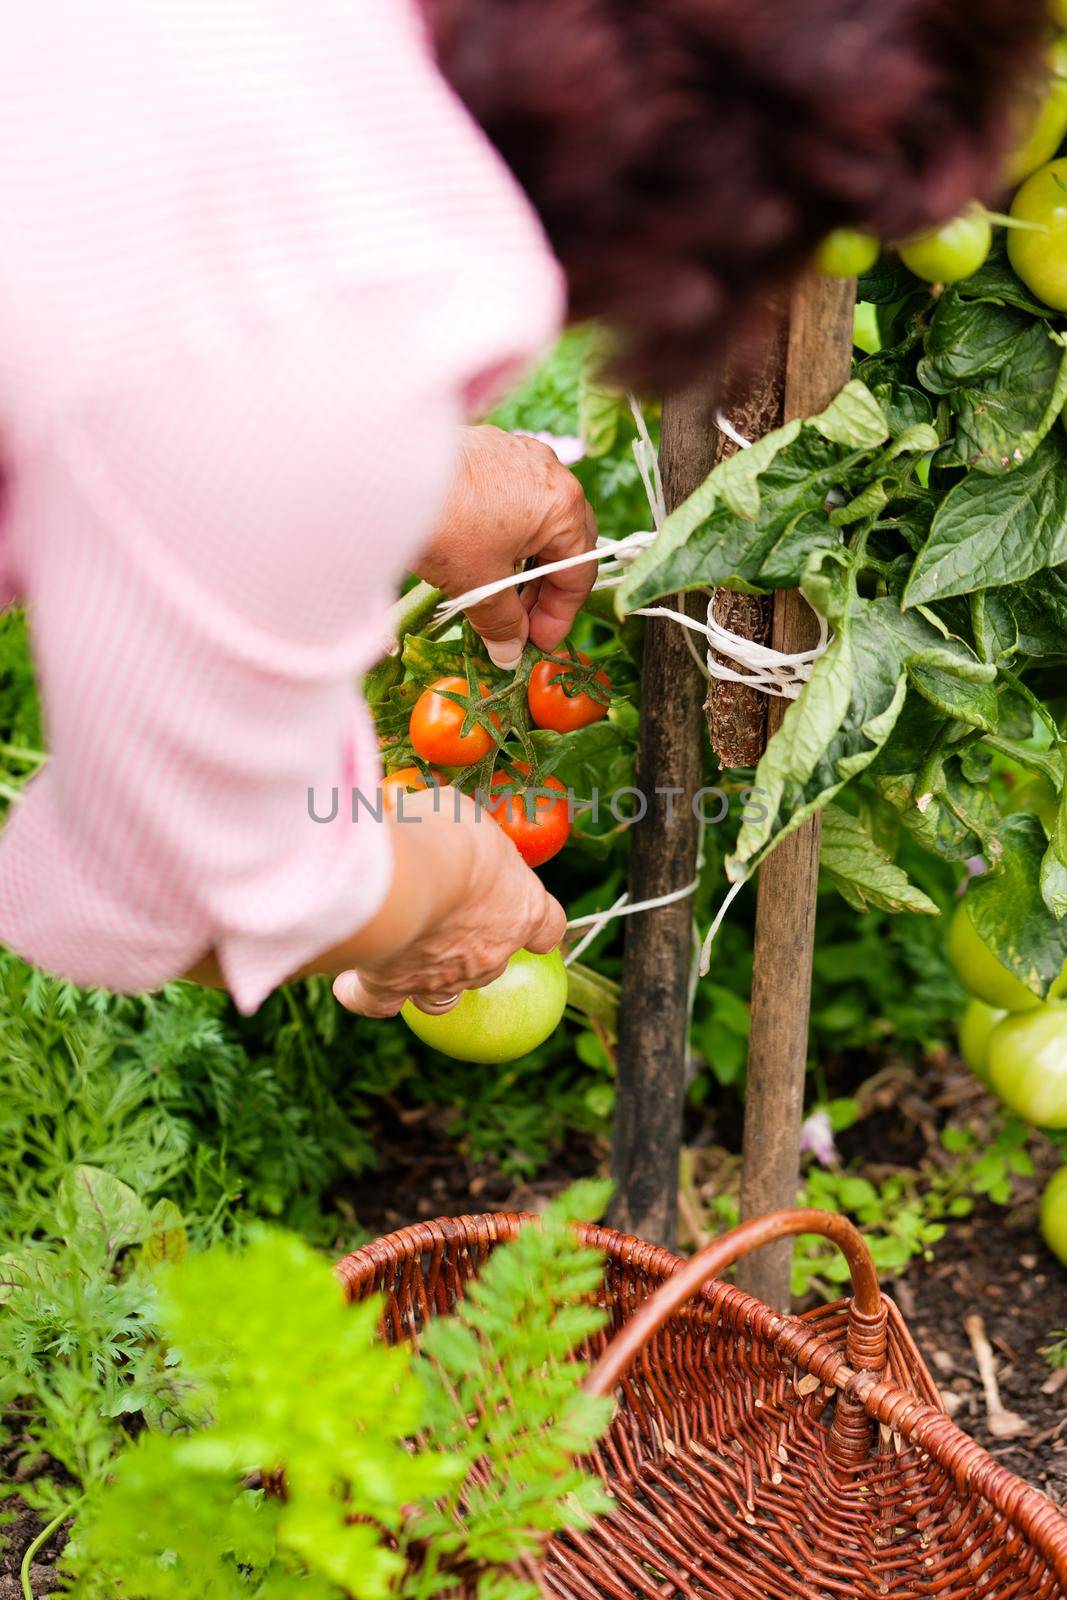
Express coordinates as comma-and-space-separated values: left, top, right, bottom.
389, 650, 611, 870
949, 901, 1067, 1264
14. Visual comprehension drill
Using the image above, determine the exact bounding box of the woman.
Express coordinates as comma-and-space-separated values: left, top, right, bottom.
0, 0, 1045, 1019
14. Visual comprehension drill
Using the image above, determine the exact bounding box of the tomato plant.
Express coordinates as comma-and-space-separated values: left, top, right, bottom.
1040, 1164, 1067, 1264
409, 676, 500, 766
401, 948, 569, 1063
488, 761, 570, 868
898, 211, 992, 284
988, 1002, 1067, 1128
814, 229, 880, 279
528, 651, 611, 733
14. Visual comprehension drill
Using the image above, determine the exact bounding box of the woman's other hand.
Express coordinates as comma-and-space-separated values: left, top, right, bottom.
417, 426, 597, 670
330, 784, 566, 1017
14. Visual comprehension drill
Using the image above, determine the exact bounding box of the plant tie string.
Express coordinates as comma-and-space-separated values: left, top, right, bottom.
563, 879, 699, 966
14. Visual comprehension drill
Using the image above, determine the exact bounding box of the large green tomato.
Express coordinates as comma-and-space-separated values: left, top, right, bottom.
988, 1002, 1067, 1128
947, 902, 1042, 1011
401, 948, 567, 1064
1004, 39, 1067, 186
958, 999, 1008, 1084
1040, 1165, 1067, 1266
814, 229, 880, 279
899, 212, 991, 285
1009, 158, 1067, 310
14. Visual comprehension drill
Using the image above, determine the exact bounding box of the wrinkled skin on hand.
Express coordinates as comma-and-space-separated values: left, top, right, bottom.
417, 425, 597, 669
332, 786, 566, 1017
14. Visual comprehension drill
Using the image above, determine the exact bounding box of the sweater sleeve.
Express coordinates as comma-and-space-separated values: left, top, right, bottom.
0, 299, 466, 1013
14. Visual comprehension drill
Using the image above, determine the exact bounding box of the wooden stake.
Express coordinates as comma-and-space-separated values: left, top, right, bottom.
610, 381, 714, 1249
706, 296, 789, 770
736, 272, 856, 1311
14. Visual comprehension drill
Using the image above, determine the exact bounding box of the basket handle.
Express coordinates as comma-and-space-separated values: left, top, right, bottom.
586, 1208, 886, 1433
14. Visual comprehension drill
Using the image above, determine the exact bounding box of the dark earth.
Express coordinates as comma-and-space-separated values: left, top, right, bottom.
3, 1056, 1065, 1596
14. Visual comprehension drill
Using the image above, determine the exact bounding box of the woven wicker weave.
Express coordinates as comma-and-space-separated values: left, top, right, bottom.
336, 1207, 1067, 1599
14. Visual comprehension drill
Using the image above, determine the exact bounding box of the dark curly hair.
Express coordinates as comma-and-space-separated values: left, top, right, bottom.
429, 0, 1049, 389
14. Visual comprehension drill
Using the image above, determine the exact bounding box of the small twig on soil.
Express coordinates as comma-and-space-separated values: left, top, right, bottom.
965, 1314, 1030, 1440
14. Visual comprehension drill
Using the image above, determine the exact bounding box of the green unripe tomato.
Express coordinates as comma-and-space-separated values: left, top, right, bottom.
1040, 1165, 1067, 1266
1004, 38, 1067, 186
899, 212, 992, 285
401, 948, 567, 1064
988, 1002, 1067, 1128
958, 999, 1008, 1084
1009, 157, 1067, 310
1052, 0, 1067, 30
947, 902, 1042, 1011
1005, 774, 1060, 833
814, 229, 880, 279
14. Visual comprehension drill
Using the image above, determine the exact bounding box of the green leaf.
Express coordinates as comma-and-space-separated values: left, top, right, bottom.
869, 381, 934, 435
955, 236, 1058, 317
616, 382, 888, 611
873, 755, 1004, 863
965, 816, 1067, 996
61, 1166, 147, 1256
1008, 566, 1067, 659
942, 327, 1067, 473
141, 1198, 188, 1271
729, 586, 994, 876
1043, 786, 1067, 919
728, 617, 854, 876
578, 371, 624, 459
904, 432, 1067, 607
820, 804, 940, 915
528, 717, 636, 795
918, 294, 1033, 392
813, 380, 893, 449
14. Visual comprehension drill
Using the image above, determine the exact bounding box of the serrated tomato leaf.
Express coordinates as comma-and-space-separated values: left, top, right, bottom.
904, 432, 1067, 607
820, 804, 939, 915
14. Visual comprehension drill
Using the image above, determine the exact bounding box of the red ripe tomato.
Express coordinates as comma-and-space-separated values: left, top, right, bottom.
528, 652, 611, 733
487, 761, 570, 868
381, 765, 444, 806
409, 677, 500, 767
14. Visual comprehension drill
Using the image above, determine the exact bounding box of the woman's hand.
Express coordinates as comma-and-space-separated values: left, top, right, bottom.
417, 426, 597, 669
330, 785, 566, 1017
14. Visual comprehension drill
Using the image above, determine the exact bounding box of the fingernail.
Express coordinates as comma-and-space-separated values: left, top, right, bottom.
486, 638, 524, 671
332, 972, 360, 1008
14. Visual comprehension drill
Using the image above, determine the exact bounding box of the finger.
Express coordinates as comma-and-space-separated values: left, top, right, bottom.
410, 991, 463, 1015
522, 890, 568, 955
527, 495, 599, 652
332, 971, 405, 1018
464, 572, 531, 672
466, 960, 510, 991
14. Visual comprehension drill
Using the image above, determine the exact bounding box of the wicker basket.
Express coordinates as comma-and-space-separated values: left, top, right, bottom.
336, 1207, 1067, 1598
